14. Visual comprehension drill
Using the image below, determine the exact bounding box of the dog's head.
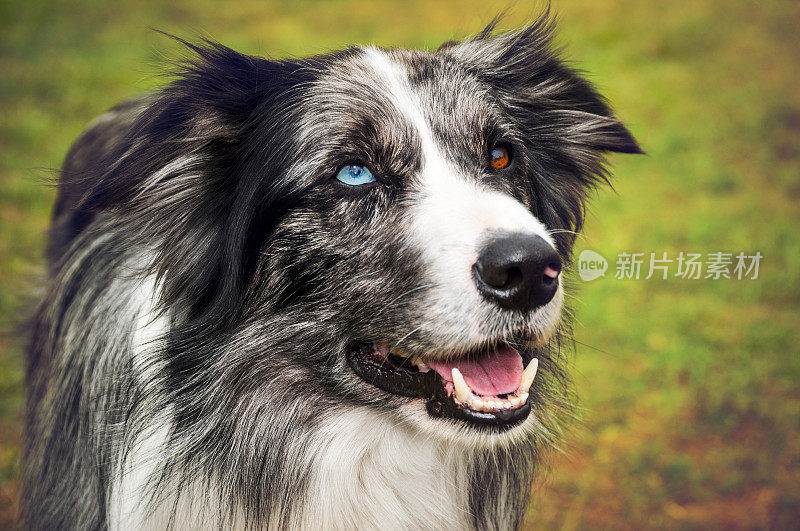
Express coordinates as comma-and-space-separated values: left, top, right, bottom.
86, 17, 639, 446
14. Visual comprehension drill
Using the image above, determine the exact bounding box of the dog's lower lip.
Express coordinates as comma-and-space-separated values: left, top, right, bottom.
346, 342, 534, 429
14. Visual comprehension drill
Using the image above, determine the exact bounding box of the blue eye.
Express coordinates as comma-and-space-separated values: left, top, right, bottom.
335, 164, 375, 186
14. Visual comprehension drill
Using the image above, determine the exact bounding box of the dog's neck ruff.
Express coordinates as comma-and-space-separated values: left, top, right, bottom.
110, 392, 526, 530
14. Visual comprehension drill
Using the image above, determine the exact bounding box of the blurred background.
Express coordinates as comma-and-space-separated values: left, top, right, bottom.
1, 0, 798, 528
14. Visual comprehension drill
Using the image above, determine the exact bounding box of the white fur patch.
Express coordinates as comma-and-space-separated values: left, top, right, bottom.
298, 407, 470, 530
107, 414, 171, 530
108, 273, 171, 530
129, 274, 169, 390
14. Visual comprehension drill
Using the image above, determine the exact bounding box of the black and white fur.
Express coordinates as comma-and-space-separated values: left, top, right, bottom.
23, 15, 639, 530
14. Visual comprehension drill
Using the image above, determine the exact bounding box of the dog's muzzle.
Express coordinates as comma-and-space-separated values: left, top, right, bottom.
346, 340, 541, 430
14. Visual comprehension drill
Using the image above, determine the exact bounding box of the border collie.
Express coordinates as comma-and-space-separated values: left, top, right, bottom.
22, 14, 640, 530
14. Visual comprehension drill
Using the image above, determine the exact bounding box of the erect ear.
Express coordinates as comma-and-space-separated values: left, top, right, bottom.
444, 14, 643, 155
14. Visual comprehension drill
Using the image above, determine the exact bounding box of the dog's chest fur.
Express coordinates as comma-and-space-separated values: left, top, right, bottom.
111, 407, 525, 530
298, 410, 471, 529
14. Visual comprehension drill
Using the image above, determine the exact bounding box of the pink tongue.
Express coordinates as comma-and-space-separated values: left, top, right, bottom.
428, 346, 523, 396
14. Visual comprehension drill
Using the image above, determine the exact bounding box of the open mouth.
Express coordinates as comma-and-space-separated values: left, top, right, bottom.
346, 340, 538, 430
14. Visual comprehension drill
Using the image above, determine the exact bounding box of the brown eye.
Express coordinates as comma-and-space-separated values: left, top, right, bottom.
490, 145, 511, 169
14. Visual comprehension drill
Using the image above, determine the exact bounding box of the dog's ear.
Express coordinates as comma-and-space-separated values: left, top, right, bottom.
76, 39, 310, 326
444, 15, 642, 155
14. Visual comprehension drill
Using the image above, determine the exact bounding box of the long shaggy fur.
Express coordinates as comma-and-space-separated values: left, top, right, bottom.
23, 14, 639, 530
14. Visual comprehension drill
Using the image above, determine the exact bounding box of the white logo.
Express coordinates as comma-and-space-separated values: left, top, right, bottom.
578, 249, 608, 281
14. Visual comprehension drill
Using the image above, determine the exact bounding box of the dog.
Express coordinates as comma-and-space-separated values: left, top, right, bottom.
22, 14, 640, 530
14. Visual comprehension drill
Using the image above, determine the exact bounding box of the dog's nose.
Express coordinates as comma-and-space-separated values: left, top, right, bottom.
472, 234, 562, 312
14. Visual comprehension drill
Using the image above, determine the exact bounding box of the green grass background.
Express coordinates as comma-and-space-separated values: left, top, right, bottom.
1, 0, 799, 528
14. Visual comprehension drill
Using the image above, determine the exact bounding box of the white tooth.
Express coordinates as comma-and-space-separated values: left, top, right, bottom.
510, 397, 521, 407
451, 368, 472, 404
501, 402, 510, 409
518, 358, 539, 395
519, 392, 529, 403
489, 400, 499, 410
471, 398, 485, 410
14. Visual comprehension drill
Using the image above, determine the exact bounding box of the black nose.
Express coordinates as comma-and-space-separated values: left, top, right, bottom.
472, 233, 562, 312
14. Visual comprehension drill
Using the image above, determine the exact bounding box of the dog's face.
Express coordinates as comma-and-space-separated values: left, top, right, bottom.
266, 45, 575, 438
253, 34, 638, 440
92, 21, 638, 448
